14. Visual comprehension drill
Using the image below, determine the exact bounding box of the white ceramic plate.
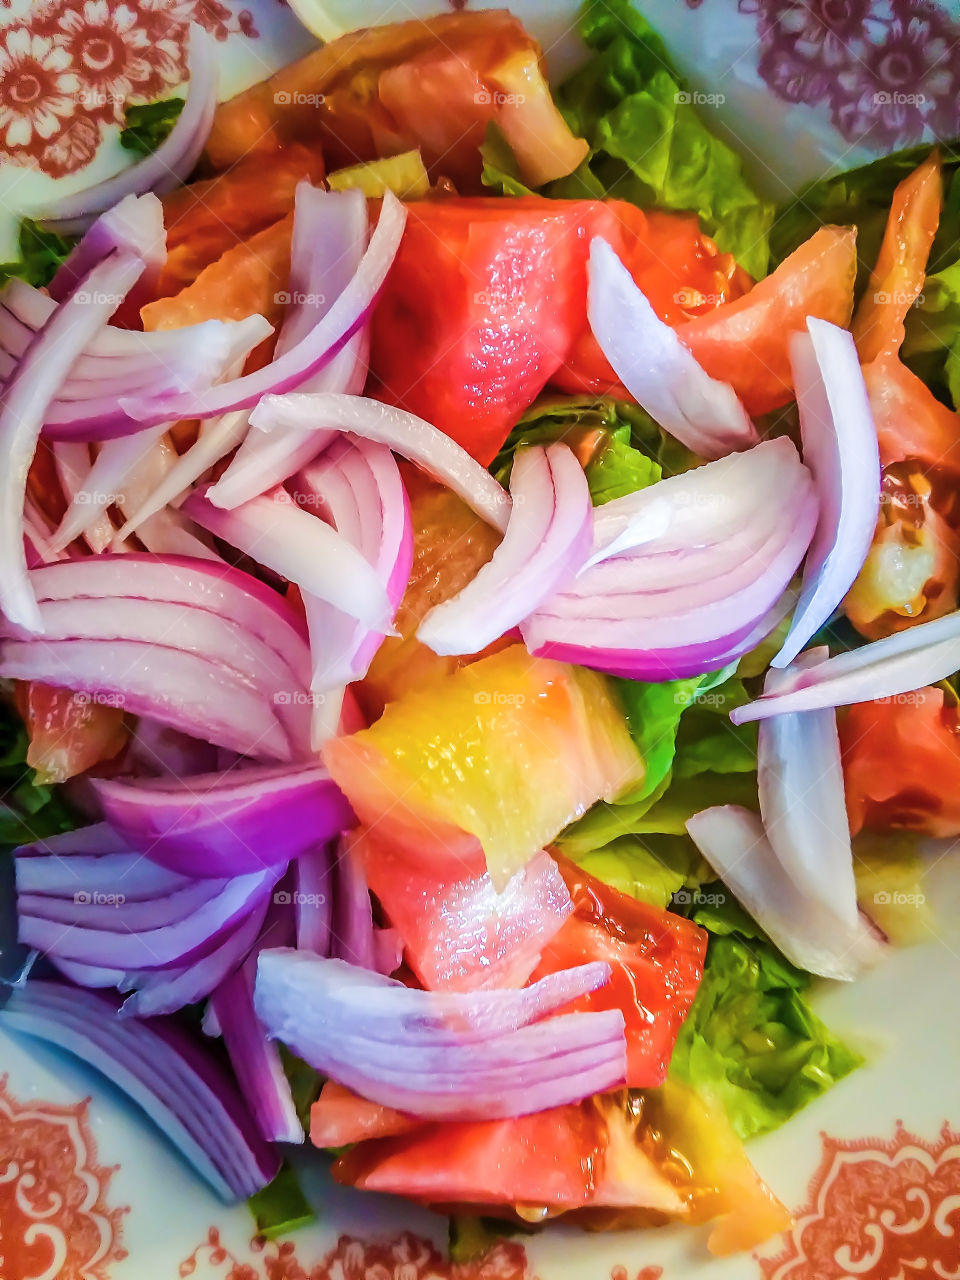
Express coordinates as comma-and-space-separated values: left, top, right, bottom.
2, 3, 960, 1277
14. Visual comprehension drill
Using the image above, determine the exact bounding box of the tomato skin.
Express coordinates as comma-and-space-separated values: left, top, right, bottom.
852, 152, 941, 364
840, 688, 960, 837
530, 857, 706, 1088
14, 682, 128, 785
311, 1081, 417, 1148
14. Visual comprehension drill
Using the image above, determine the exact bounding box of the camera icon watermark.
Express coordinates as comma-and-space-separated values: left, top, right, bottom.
474, 89, 526, 106
73, 691, 126, 709
274, 90, 325, 106
273, 691, 327, 706
274, 290, 326, 307
74, 889, 126, 907
672, 887, 727, 907
675, 90, 726, 107
874, 889, 925, 906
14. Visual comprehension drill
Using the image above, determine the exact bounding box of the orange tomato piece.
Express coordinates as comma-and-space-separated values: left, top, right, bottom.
14, 682, 128, 785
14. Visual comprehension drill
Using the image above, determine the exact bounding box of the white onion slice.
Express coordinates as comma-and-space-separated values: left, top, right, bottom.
0, 250, 145, 631
50, 440, 117, 554
33, 26, 218, 235
250, 393, 511, 534
183, 487, 393, 629
419, 443, 591, 656
773, 318, 881, 668
686, 805, 884, 980
757, 649, 861, 930
587, 237, 757, 459
48, 192, 166, 303
208, 186, 370, 510
732, 608, 960, 724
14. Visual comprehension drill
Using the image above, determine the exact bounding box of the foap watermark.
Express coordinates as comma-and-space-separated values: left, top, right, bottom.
874, 889, 925, 907
75, 291, 127, 306
673, 689, 728, 709
874, 91, 927, 107
675, 90, 726, 107
474, 89, 526, 106
674, 287, 727, 309
77, 88, 126, 109
474, 690, 526, 707
73, 691, 126, 709
672, 887, 727, 907
873, 289, 925, 307
274, 90, 325, 106
274, 290, 326, 307
274, 691, 327, 706
874, 691, 928, 707
74, 890, 126, 907
76, 491, 124, 506
274, 890, 326, 907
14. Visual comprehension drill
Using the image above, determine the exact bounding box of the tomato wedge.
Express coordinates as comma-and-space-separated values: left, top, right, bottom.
155, 143, 325, 300
204, 11, 585, 191
369, 198, 747, 464
311, 1081, 417, 1147
14, 682, 128, 784
840, 687, 960, 838
530, 856, 707, 1088
678, 225, 858, 415
852, 151, 941, 364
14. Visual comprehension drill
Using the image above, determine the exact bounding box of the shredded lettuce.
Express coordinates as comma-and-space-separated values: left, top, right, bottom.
119, 97, 184, 156
0, 219, 74, 290
544, 0, 774, 278
247, 1162, 315, 1239
903, 255, 960, 410
670, 891, 863, 1139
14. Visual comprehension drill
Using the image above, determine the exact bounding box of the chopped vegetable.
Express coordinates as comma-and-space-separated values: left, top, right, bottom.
120, 97, 185, 156
327, 150, 430, 199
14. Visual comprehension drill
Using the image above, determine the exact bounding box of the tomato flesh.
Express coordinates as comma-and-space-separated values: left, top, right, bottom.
14, 682, 127, 785
530, 856, 707, 1087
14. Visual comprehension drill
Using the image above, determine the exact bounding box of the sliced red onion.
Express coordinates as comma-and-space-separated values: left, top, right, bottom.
26, 555, 311, 687
296, 846, 333, 955
18, 864, 280, 971
523, 439, 817, 680
183, 485, 393, 633
52, 427, 167, 551
686, 805, 884, 980
113, 411, 251, 546
292, 437, 413, 694
773, 319, 881, 668
112, 433, 220, 561
50, 957, 128, 988
48, 192, 166, 304
757, 650, 862, 932
209, 187, 370, 510
0, 638, 292, 761
255, 950, 624, 1120
116, 192, 407, 435
94, 763, 353, 879
732, 608, 960, 724
419, 444, 590, 657
50, 440, 118, 553
34, 26, 218, 235
119, 902, 269, 1018
587, 237, 757, 458
211, 957, 304, 1145
0, 250, 145, 631
249, 394, 510, 534
332, 835, 398, 975
16, 850, 191, 903
0, 980, 279, 1199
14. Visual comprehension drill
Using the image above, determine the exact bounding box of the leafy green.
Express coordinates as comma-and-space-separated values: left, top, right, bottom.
119, 97, 184, 156
0, 219, 74, 289
542, 0, 773, 277
0, 711, 78, 850
247, 1163, 315, 1239
771, 142, 960, 282
669, 899, 863, 1139
480, 122, 539, 198
491, 394, 695, 499
449, 1217, 524, 1263
576, 833, 708, 909
278, 1044, 324, 1132
903, 255, 960, 409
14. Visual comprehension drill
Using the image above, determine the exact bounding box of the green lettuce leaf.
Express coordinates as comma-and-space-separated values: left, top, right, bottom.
547, 0, 773, 277
0, 219, 74, 289
903, 255, 960, 410
0, 709, 78, 850
576, 833, 708, 910
669, 896, 863, 1139
119, 97, 185, 156
247, 1163, 315, 1239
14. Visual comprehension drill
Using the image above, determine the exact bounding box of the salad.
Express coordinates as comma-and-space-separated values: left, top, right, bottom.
0, 0, 957, 1259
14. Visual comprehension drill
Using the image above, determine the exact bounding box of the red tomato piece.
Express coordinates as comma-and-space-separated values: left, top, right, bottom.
840, 687, 960, 838
311, 1081, 418, 1148
530, 856, 707, 1088
14, 682, 128, 785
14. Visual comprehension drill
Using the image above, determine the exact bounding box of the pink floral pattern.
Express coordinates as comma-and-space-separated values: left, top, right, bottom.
758, 1121, 960, 1279
737, 0, 960, 147
0, 0, 259, 178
